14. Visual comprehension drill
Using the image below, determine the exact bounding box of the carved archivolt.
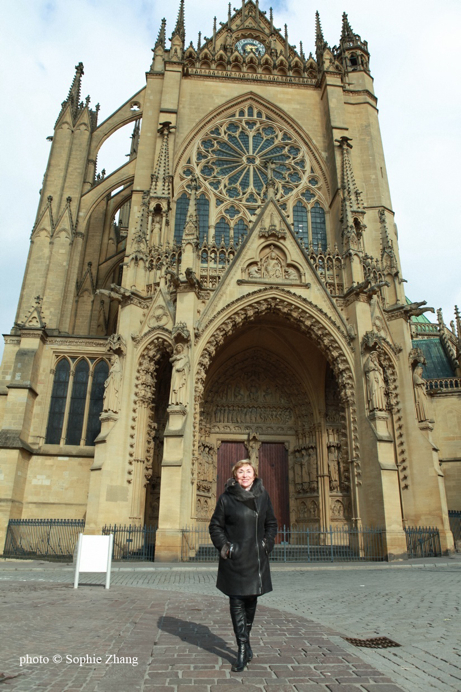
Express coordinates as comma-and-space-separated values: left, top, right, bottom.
193, 292, 358, 479
128, 333, 174, 485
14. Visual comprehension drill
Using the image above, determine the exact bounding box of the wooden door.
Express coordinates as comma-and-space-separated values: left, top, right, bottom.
258, 443, 290, 535
216, 442, 248, 499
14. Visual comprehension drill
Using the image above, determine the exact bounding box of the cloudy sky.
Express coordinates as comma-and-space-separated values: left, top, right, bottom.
1, 0, 460, 357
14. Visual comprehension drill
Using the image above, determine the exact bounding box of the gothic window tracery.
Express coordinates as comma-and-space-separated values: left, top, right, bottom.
45, 357, 109, 446
188, 107, 314, 208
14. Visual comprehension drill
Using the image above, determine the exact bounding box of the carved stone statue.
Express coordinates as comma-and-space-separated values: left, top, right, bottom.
248, 264, 261, 279
103, 355, 122, 413
364, 352, 387, 411
328, 445, 340, 491
170, 343, 190, 406
413, 365, 429, 422
306, 447, 318, 491
262, 249, 283, 279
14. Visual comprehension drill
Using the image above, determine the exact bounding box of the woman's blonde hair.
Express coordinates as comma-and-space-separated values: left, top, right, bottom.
231, 459, 258, 479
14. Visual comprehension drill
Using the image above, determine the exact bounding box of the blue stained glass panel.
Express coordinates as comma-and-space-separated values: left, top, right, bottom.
311, 202, 327, 250
216, 218, 230, 246
238, 132, 250, 152
309, 177, 318, 186
224, 205, 239, 218
45, 359, 70, 444
66, 360, 89, 446
174, 193, 190, 243
293, 201, 308, 245
302, 189, 315, 202
234, 219, 248, 243
198, 195, 210, 244
85, 361, 109, 446
248, 106, 254, 116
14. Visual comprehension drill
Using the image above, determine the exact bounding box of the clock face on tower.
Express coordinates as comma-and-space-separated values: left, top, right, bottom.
235, 38, 266, 57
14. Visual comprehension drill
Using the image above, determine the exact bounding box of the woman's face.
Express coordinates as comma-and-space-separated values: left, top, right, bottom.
235, 464, 255, 489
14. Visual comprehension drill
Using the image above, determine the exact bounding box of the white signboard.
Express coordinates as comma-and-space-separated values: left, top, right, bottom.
74, 534, 113, 589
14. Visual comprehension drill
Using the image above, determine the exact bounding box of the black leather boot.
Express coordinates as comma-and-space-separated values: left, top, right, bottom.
244, 596, 257, 661
229, 597, 249, 672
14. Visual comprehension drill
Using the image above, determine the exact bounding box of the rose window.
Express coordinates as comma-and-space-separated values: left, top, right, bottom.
191, 113, 312, 207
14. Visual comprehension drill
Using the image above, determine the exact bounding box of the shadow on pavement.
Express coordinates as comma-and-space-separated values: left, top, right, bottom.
157, 615, 235, 663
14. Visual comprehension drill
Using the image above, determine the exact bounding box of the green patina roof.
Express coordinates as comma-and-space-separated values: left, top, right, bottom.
412, 338, 454, 379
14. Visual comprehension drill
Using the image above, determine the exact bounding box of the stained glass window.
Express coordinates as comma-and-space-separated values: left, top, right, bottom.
233, 219, 248, 244
85, 360, 109, 446
197, 195, 210, 244
194, 112, 310, 208
45, 359, 70, 444
174, 193, 190, 243
66, 360, 89, 445
311, 202, 327, 250
45, 358, 110, 447
215, 218, 230, 246
293, 201, 308, 245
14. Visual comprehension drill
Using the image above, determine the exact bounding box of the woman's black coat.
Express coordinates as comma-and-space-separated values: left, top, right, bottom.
209, 477, 278, 596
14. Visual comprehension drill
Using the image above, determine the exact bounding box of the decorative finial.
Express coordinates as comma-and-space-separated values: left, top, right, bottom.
155, 18, 167, 49
171, 0, 185, 43
198, 31, 202, 50
228, 2, 232, 22
270, 7, 273, 33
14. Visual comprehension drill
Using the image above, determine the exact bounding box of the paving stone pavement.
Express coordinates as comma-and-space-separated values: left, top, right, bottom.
0, 580, 405, 692
1, 559, 461, 691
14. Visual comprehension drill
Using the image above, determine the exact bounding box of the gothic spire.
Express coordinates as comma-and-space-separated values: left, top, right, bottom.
150, 121, 175, 199
171, 0, 185, 43
315, 11, 327, 66
56, 62, 84, 126
155, 18, 166, 49
341, 12, 355, 42
336, 136, 365, 244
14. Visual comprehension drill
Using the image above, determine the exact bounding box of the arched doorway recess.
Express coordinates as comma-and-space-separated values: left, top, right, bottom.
193, 301, 357, 529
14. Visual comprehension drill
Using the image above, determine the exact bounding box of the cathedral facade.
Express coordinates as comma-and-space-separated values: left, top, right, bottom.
1, 0, 459, 560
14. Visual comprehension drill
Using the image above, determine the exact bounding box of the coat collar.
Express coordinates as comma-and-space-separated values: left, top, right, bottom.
224, 476, 264, 501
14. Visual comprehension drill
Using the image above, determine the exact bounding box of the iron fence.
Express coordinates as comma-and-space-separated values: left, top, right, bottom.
3, 518, 85, 561
181, 524, 385, 562
102, 524, 157, 561
448, 511, 461, 547
404, 526, 441, 558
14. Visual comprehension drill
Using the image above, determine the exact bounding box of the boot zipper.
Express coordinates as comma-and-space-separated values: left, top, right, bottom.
255, 510, 262, 594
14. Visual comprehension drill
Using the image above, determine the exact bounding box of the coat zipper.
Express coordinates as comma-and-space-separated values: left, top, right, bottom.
255, 510, 262, 594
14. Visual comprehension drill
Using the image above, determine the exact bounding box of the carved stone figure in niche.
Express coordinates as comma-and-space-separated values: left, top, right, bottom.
413, 365, 429, 422
332, 500, 344, 518
309, 500, 319, 518
245, 433, 261, 468
262, 249, 283, 279
284, 267, 298, 281
197, 441, 215, 488
103, 355, 122, 413
170, 343, 190, 406
248, 265, 261, 279
306, 447, 318, 491
364, 352, 387, 412
340, 462, 351, 492
328, 445, 340, 491
298, 501, 308, 520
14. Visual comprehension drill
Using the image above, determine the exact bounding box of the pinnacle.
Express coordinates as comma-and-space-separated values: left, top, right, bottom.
155, 18, 166, 49
341, 12, 355, 41
171, 0, 185, 43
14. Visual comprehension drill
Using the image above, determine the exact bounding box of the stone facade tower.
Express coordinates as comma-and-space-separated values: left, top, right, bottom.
1, 1, 458, 560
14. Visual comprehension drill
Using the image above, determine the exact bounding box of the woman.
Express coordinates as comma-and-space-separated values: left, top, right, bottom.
209, 459, 278, 672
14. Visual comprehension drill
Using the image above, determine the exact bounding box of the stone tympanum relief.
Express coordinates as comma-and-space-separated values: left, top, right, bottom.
246, 244, 301, 283
203, 349, 312, 435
